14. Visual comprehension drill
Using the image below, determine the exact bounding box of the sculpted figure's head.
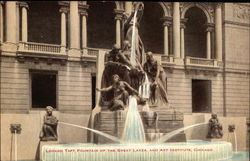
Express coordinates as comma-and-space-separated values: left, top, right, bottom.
134, 2, 144, 12
112, 74, 120, 83
112, 44, 120, 50
46, 106, 54, 116
211, 113, 217, 119
123, 40, 131, 50
146, 52, 154, 62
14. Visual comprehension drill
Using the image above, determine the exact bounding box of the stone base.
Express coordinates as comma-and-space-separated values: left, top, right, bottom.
153, 108, 186, 142
92, 107, 186, 144
93, 110, 126, 144
40, 141, 59, 160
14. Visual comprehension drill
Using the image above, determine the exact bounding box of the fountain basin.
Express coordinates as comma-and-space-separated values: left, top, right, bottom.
42, 141, 233, 161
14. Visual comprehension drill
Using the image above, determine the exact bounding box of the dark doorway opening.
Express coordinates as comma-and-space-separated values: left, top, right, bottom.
192, 80, 211, 113
91, 75, 96, 109
31, 70, 57, 109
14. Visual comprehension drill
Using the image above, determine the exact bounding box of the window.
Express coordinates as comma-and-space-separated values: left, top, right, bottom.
30, 70, 57, 109
140, 2, 164, 54
87, 1, 116, 49
28, 1, 61, 44
185, 7, 207, 58
192, 80, 211, 113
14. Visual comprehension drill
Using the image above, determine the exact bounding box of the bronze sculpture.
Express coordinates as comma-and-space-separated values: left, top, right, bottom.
99, 2, 169, 111
143, 52, 169, 106
40, 106, 58, 141
97, 74, 139, 111
122, 2, 145, 65
207, 113, 223, 138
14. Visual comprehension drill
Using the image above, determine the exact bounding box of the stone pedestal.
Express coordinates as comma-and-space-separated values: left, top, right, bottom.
93, 108, 186, 144
39, 141, 58, 160
140, 111, 159, 142
93, 110, 126, 144
153, 108, 186, 142
93, 107, 186, 144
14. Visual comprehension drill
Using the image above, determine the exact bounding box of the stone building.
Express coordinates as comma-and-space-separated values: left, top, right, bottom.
0, 1, 249, 160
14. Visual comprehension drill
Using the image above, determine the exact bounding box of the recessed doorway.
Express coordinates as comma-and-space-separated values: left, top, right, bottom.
192, 79, 211, 113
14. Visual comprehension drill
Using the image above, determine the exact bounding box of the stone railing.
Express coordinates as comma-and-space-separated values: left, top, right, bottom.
18, 42, 62, 54
185, 56, 219, 68
161, 55, 174, 64
82, 47, 111, 56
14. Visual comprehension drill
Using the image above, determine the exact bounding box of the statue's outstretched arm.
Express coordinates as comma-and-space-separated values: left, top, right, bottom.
96, 86, 112, 92
124, 82, 138, 95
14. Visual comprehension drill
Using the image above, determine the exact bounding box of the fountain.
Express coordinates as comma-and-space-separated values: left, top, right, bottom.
41, 2, 235, 161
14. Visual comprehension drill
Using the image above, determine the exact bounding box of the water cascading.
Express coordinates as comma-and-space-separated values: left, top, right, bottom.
130, 10, 138, 67
157, 122, 208, 143
59, 122, 121, 144
122, 96, 146, 143
139, 74, 150, 99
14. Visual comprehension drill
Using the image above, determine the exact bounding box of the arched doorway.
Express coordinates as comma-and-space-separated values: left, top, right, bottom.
28, 1, 61, 44
87, 2, 116, 49
184, 7, 207, 58
140, 2, 164, 54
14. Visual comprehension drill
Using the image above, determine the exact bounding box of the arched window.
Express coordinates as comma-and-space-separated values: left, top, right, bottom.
87, 2, 116, 49
184, 7, 207, 58
140, 2, 164, 54
28, 1, 61, 44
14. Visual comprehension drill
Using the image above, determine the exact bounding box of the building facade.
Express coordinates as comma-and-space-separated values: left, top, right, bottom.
0, 1, 249, 160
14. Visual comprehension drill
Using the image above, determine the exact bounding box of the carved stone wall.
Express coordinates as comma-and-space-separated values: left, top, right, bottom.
224, 3, 250, 119
224, 3, 250, 24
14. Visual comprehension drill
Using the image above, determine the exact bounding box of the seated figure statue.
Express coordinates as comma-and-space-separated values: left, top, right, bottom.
207, 113, 223, 138
143, 52, 169, 106
40, 106, 58, 141
97, 74, 139, 111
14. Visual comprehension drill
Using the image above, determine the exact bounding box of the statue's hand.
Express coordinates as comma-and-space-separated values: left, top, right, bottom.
132, 89, 139, 95
96, 88, 100, 91
153, 81, 157, 86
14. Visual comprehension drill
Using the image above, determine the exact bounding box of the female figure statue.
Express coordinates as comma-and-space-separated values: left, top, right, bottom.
143, 52, 169, 106
97, 74, 139, 111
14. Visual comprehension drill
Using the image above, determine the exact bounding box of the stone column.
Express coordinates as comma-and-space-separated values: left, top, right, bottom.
81, 13, 87, 49
215, 3, 222, 61
59, 6, 68, 53
173, 2, 180, 58
162, 17, 172, 56
125, 2, 132, 15
0, 2, 3, 42
16, 2, 20, 43
5, 1, 17, 47
68, 1, 81, 59
114, 10, 123, 48
180, 19, 187, 59
69, 1, 80, 50
206, 24, 214, 59
20, 2, 28, 42
206, 30, 211, 59
79, 4, 89, 55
